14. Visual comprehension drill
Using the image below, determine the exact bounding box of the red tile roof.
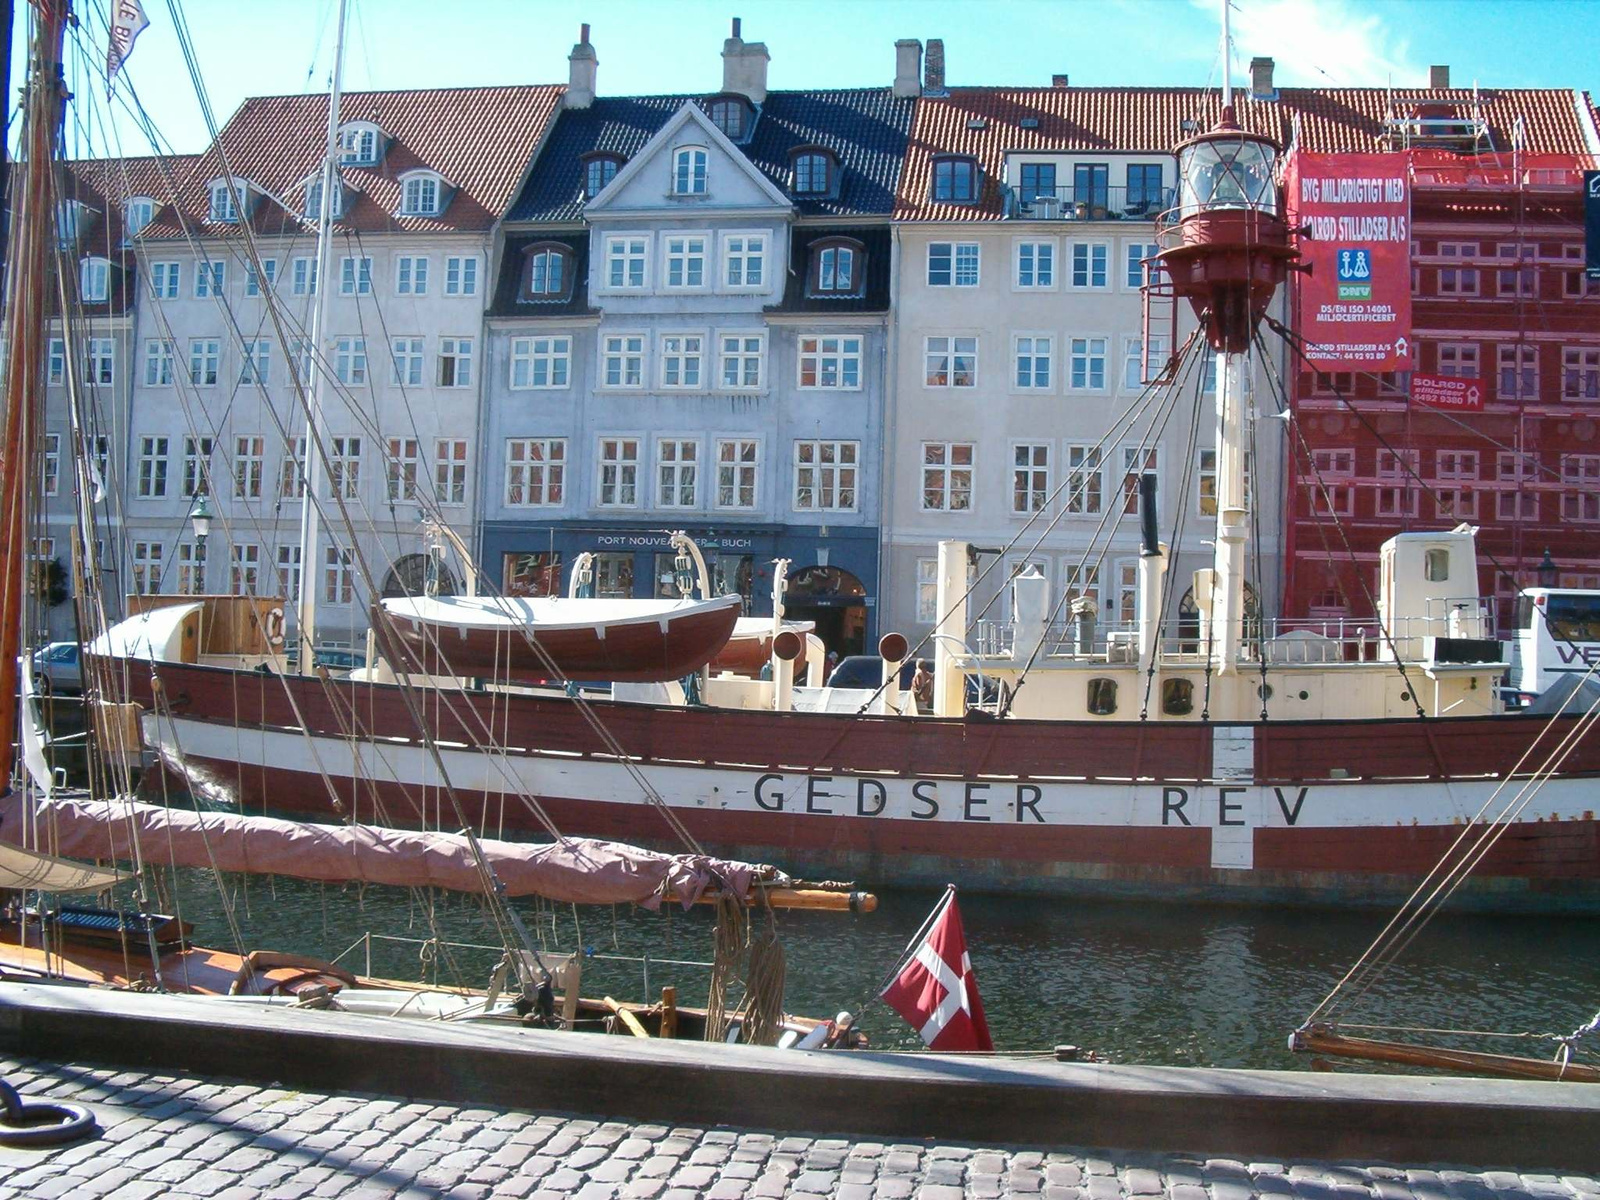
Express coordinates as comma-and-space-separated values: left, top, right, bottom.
60, 155, 202, 312
896, 86, 1599, 222
140, 84, 564, 239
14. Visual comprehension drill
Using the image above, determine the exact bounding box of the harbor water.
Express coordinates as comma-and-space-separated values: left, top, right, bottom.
149, 867, 1600, 1067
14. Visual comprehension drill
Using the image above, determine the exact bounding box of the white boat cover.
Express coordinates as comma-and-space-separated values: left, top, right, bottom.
0, 793, 780, 908
0, 841, 121, 893
380, 593, 741, 634
89, 602, 204, 662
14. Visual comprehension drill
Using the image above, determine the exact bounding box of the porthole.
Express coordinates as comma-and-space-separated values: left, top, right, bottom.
1298, 690, 1309, 701
1087, 677, 1118, 716
1162, 678, 1194, 716
1399, 690, 1410, 702
1257, 683, 1273, 701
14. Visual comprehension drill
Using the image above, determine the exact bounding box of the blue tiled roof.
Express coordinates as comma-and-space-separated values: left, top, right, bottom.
507, 88, 914, 223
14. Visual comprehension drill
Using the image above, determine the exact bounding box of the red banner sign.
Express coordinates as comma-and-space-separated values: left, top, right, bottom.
1410, 373, 1484, 412
1285, 151, 1413, 371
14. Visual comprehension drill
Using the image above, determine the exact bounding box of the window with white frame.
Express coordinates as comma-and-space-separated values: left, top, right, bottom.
664, 236, 707, 289
1497, 344, 1537, 400
194, 260, 224, 298
810, 240, 861, 295
584, 155, 621, 198
209, 181, 240, 223
240, 340, 270, 385
1125, 241, 1161, 289
438, 337, 473, 387
672, 147, 708, 196
339, 123, 380, 165
335, 337, 367, 385
1562, 455, 1600, 522
1562, 347, 1600, 401
324, 545, 355, 604
290, 340, 313, 386
86, 338, 114, 385
176, 542, 205, 595
797, 335, 861, 389
181, 436, 213, 498
511, 336, 570, 389
597, 437, 640, 507
1069, 336, 1108, 390
444, 256, 478, 296
1063, 563, 1100, 613
277, 545, 302, 602
435, 438, 467, 505
1011, 443, 1051, 514
42, 435, 59, 496
280, 438, 307, 499
1437, 342, 1479, 378
328, 436, 361, 500
656, 439, 699, 508
522, 245, 570, 299
1437, 241, 1478, 296
1122, 335, 1169, 390
659, 334, 704, 390
303, 176, 343, 222
230, 544, 260, 595
715, 438, 759, 509
291, 257, 318, 295
386, 437, 420, 502
921, 442, 974, 512
916, 559, 939, 624
505, 438, 565, 506
1016, 240, 1054, 288
396, 255, 428, 295
340, 256, 372, 296
794, 440, 858, 512
927, 242, 979, 287
400, 173, 444, 217
125, 197, 155, 238
233, 435, 264, 500
1497, 451, 1539, 521
132, 541, 163, 594
188, 338, 220, 387
47, 338, 64, 385
391, 337, 424, 386
245, 258, 277, 296
80, 257, 110, 302
1120, 447, 1158, 516
1375, 448, 1419, 517
1434, 448, 1479, 520
150, 261, 179, 299
719, 334, 763, 390
723, 234, 765, 288
602, 334, 646, 388
137, 436, 168, 498
1065, 445, 1102, 514
1013, 335, 1051, 390
925, 336, 977, 388
1071, 242, 1109, 288
1496, 242, 1535, 297
1196, 450, 1252, 515
604, 236, 648, 290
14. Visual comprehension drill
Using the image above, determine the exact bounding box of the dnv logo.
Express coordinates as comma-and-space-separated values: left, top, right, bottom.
1336, 247, 1372, 299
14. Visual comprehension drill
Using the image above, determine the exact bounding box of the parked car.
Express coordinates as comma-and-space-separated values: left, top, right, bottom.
29, 641, 82, 694
825, 655, 916, 691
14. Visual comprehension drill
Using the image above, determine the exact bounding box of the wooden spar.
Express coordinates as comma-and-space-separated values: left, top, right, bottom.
1291, 1026, 1600, 1083
603, 995, 650, 1038
678, 887, 877, 913
658, 986, 678, 1040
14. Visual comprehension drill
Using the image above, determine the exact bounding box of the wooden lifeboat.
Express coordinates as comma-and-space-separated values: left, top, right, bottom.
375, 593, 744, 684
711, 617, 817, 677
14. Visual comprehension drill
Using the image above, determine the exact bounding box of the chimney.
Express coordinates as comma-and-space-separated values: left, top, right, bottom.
924, 38, 945, 95
1052, 74, 1069, 89
1249, 56, 1276, 100
894, 39, 923, 99
566, 24, 597, 109
1429, 64, 1450, 89
721, 17, 770, 104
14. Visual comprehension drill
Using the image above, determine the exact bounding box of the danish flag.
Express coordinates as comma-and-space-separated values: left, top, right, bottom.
879, 886, 993, 1052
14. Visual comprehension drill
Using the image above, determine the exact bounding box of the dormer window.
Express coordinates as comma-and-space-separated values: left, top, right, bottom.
80, 256, 110, 303
583, 153, 622, 199
791, 148, 835, 196
808, 237, 865, 298
399, 171, 446, 217
209, 181, 244, 223
338, 122, 382, 166
673, 147, 708, 196
304, 174, 344, 221
124, 197, 155, 239
707, 97, 751, 141
932, 156, 979, 203
56, 200, 85, 246
520, 242, 575, 303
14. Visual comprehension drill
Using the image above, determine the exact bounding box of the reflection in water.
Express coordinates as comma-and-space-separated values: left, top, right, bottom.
153, 872, 1600, 1068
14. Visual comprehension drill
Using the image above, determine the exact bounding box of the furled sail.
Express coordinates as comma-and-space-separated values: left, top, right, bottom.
0, 794, 780, 908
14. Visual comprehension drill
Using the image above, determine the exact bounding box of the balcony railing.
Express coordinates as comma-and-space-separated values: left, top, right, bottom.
1006, 184, 1176, 222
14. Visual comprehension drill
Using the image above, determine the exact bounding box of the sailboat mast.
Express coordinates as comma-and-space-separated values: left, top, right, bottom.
0, 0, 70, 783
1219, 0, 1233, 108
293, 0, 350, 674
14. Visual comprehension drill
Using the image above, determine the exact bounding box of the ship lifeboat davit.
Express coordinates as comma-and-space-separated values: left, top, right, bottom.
375, 593, 745, 684
712, 617, 817, 678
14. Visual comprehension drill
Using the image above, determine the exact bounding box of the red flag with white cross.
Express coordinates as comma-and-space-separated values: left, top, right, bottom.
879, 887, 993, 1052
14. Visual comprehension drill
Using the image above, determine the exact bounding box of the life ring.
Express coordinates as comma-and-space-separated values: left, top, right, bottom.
263, 606, 286, 647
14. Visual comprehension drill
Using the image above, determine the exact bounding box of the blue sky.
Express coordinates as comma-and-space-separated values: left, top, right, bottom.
18, 0, 1600, 160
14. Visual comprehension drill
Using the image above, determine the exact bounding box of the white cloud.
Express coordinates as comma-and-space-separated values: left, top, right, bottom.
1199, 0, 1425, 89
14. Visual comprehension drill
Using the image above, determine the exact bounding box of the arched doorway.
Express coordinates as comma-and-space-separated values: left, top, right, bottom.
784, 565, 867, 658
382, 552, 459, 600
1177, 583, 1260, 650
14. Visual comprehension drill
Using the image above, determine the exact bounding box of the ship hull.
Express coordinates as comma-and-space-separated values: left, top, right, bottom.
117, 658, 1600, 913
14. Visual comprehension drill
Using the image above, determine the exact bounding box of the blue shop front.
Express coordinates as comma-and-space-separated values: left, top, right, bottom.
479, 521, 879, 656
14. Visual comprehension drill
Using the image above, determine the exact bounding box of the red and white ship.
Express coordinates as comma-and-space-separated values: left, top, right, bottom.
94, 99, 1600, 914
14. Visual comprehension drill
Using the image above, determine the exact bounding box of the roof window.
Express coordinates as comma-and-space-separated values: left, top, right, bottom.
932, 156, 979, 204
338, 122, 384, 166
583, 153, 623, 199
790, 147, 837, 197
399, 170, 447, 217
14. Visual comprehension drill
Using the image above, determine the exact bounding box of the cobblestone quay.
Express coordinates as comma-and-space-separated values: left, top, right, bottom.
1, 1057, 1598, 1200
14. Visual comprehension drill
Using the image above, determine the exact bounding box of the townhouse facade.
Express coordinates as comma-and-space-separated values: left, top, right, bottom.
478, 25, 913, 655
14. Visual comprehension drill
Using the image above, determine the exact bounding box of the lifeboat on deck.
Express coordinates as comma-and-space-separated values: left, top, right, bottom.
711, 617, 817, 677
375, 593, 744, 684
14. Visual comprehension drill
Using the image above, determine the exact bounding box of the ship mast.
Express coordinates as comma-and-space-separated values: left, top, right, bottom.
293, 0, 350, 674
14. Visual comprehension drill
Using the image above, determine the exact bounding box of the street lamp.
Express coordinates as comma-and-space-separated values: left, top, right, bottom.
1536, 548, 1558, 590
189, 487, 213, 547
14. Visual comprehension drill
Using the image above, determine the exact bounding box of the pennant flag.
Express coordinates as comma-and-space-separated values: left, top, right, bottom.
879, 886, 993, 1052
107, 0, 150, 94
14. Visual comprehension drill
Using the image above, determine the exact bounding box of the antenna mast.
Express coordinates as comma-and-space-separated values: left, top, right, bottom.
1220, 0, 1233, 108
